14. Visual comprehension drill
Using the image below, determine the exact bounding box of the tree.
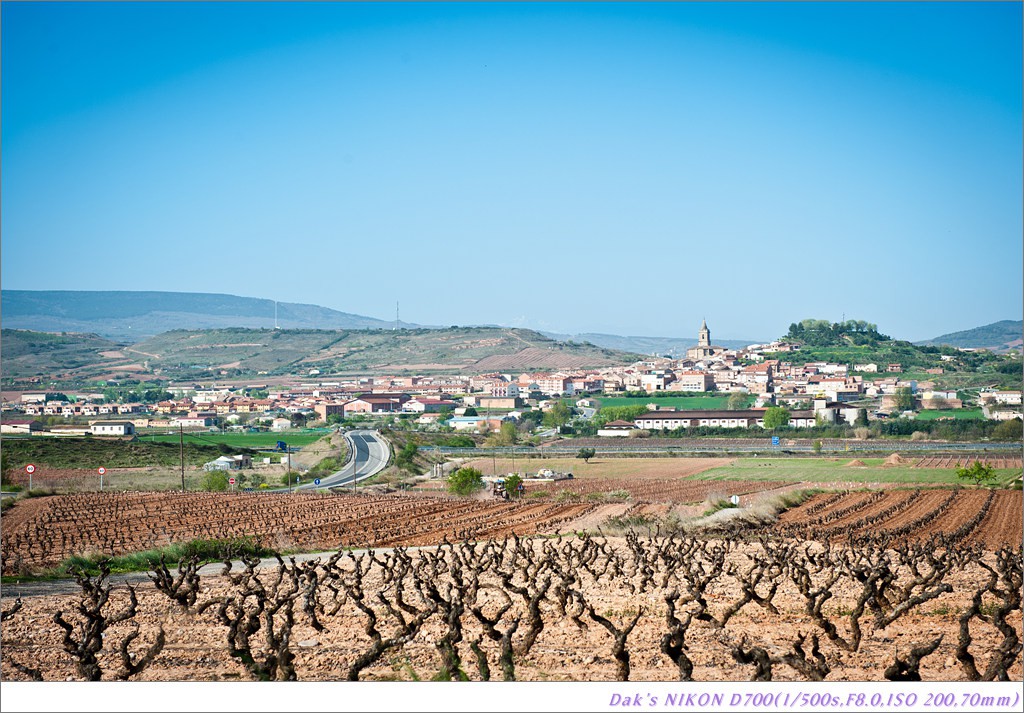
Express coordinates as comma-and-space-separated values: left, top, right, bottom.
393, 442, 420, 473
893, 387, 915, 412
201, 471, 229, 492
855, 408, 869, 428
726, 392, 749, 411
992, 418, 1023, 441
504, 473, 524, 499
463, 406, 478, 417
493, 421, 519, 447
762, 407, 790, 430
542, 401, 573, 429
576, 447, 596, 464
956, 461, 997, 488
447, 467, 485, 496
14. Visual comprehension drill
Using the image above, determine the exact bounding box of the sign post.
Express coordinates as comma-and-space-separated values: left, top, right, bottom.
25, 464, 35, 492
229, 476, 236, 489
98, 467, 106, 491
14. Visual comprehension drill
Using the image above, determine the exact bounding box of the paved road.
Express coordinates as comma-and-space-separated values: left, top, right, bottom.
0, 549, 380, 601
300, 429, 390, 490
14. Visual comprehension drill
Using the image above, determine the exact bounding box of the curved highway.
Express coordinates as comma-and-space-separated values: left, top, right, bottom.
301, 429, 390, 490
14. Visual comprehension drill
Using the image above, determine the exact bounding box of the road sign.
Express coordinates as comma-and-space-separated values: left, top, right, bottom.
730, 495, 740, 505
97, 467, 106, 475
229, 477, 236, 485
771, 436, 780, 446
314, 478, 321, 486
25, 464, 36, 474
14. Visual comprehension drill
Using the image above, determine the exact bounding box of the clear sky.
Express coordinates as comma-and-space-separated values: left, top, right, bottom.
2, 1, 1021, 342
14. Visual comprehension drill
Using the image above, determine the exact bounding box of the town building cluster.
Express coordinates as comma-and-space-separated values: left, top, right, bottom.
3, 321, 1021, 437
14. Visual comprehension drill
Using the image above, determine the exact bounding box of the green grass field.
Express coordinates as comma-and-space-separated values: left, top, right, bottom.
696, 457, 1020, 486
596, 395, 752, 410
915, 409, 985, 421
137, 430, 329, 449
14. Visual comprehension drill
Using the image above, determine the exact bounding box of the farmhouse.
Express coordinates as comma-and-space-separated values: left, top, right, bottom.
402, 398, 456, 413
0, 419, 45, 435
313, 402, 350, 421
173, 415, 215, 429
203, 454, 252, 471
89, 421, 136, 437
597, 420, 636, 437
345, 394, 411, 414
634, 409, 767, 430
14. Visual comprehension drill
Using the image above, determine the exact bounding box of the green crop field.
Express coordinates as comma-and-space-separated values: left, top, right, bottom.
137, 430, 329, 449
596, 395, 752, 410
0, 437, 222, 469
695, 457, 1020, 486
915, 409, 985, 421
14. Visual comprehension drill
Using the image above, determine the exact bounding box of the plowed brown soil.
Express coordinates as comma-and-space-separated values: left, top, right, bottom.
0, 492, 595, 575
1, 539, 1019, 683
773, 489, 1022, 548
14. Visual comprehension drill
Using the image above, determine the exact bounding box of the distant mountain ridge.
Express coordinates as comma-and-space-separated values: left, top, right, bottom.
0, 290, 411, 341
916, 320, 1023, 353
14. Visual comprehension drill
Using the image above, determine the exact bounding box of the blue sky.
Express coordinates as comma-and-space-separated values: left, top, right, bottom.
2, 2, 1021, 342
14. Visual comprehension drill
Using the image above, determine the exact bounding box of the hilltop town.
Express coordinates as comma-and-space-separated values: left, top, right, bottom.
3, 319, 1020, 441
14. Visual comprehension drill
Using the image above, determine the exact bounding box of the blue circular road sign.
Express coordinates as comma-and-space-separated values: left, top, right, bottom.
314, 478, 321, 485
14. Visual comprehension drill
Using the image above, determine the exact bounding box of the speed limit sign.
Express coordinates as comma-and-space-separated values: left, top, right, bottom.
25, 464, 36, 474
97, 467, 106, 475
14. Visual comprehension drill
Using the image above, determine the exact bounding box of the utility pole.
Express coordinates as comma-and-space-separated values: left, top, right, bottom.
287, 447, 292, 493
179, 424, 185, 491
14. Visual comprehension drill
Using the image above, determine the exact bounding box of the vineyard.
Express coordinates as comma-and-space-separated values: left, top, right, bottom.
0, 492, 595, 576
1, 533, 1019, 682
774, 489, 1022, 549
913, 456, 1023, 469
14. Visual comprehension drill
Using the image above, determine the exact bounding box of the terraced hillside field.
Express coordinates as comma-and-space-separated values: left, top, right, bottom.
0, 492, 595, 576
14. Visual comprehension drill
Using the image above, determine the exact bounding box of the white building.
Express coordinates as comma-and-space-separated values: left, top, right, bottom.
89, 421, 136, 436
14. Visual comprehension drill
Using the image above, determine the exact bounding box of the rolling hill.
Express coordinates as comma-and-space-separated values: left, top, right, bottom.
916, 320, 1023, 353
132, 326, 640, 376
0, 290, 410, 341
0, 330, 128, 380
1, 327, 642, 383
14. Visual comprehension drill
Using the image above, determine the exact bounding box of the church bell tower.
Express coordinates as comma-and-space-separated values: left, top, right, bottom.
698, 319, 711, 348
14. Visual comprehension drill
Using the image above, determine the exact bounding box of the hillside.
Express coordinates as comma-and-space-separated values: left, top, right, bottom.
0, 330, 128, 380
129, 326, 641, 376
0, 290, 408, 341
917, 320, 1023, 353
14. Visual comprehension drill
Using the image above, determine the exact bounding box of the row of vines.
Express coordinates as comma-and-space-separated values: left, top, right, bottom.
2, 532, 1020, 682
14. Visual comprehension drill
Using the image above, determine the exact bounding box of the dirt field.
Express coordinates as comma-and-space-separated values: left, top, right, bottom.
0, 492, 596, 576
774, 489, 1023, 549
1, 536, 1019, 682
525, 477, 795, 504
